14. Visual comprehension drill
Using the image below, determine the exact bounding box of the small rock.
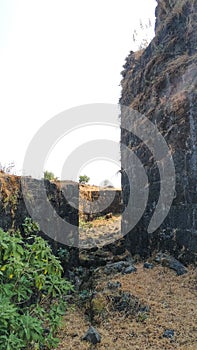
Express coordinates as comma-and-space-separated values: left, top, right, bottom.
154, 254, 162, 263
105, 212, 112, 219
71, 332, 78, 338
105, 261, 131, 274
111, 292, 142, 315
163, 329, 174, 338
112, 292, 131, 312
168, 258, 187, 276
155, 253, 187, 275
139, 305, 150, 313
43, 328, 50, 335
82, 326, 101, 344
107, 281, 122, 289
144, 262, 154, 269
122, 265, 137, 274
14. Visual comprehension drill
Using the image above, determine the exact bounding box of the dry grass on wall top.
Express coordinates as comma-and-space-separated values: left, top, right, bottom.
0, 172, 20, 219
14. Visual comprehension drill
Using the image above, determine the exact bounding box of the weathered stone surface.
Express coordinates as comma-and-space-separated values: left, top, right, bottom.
168, 258, 188, 276
163, 329, 175, 339
144, 262, 154, 269
0, 173, 79, 270
107, 281, 122, 289
104, 260, 137, 275
80, 185, 122, 221
82, 326, 101, 344
123, 265, 137, 274
79, 248, 113, 267
155, 253, 188, 275
110, 291, 149, 319
120, 0, 197, 263
104, 261, 131, 274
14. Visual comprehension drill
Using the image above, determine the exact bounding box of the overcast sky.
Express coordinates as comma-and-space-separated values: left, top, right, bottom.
0, 0, 156, 187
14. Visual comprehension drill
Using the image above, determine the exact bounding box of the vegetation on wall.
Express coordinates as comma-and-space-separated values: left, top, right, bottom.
79, 175, 90, 184
44, 171, 58, 182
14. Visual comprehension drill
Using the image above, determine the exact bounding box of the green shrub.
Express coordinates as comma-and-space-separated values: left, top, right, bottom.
79, 175, 90, 184
0, 219, 73, 350
44, 171, 58, 182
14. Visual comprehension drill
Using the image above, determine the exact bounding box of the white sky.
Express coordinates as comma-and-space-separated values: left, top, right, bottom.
0, 0, 156, 187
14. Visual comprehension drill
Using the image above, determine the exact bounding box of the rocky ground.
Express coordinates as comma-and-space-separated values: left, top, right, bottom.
79, 214, 122, 249
56, 216, 197, 350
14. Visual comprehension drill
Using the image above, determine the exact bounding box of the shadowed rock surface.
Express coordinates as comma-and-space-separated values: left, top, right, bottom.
0, 172, 79, 270
120, 0, 197, 263
82, 326, 101, 344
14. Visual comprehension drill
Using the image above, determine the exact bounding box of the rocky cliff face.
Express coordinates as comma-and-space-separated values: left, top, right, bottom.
120, 0, 197, 263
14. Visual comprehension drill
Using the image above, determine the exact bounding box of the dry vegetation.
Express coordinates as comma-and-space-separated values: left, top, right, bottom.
56, 263, 197, 350
56, 215, 197, 350
0, 172, 20, 220
79, 215, 121, 248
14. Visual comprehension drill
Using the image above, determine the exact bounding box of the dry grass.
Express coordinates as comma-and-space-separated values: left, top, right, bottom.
56, 264, 197, 350
79, 215, 122, 248
0, 172, 20, 220
0, 172, 20, 197
156, 0, 193, 34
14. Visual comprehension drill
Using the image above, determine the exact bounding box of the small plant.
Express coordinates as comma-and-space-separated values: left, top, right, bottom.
132, 18, 154, 50
78, 289, 94, 311
22, 217, 40, 236
79, 219, 93, 229
79, 175, 90, 184
136, 312, 149, 323
44, 170, 58, 181
57, 247, 70, 268
0, 218, 73, 349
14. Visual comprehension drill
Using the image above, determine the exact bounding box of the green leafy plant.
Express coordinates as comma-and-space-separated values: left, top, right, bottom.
79, 174, 90, 184
0, 219, 73, 349
44, 170, 58, 181
57, 247, 70, 267
22, 217, 40, 236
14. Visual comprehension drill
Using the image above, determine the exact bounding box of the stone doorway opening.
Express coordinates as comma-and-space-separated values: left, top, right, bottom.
79, 184, 122, 249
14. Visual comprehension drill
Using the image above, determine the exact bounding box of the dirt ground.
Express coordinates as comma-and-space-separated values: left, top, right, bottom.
79, 215, 121, 248
56, 263, 196, 350
56, 213, 197, 350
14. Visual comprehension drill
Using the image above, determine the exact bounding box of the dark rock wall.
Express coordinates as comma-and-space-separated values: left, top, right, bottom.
80, 187, 122, 221
120, 0, 197, 263
0, 173, 79, 269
